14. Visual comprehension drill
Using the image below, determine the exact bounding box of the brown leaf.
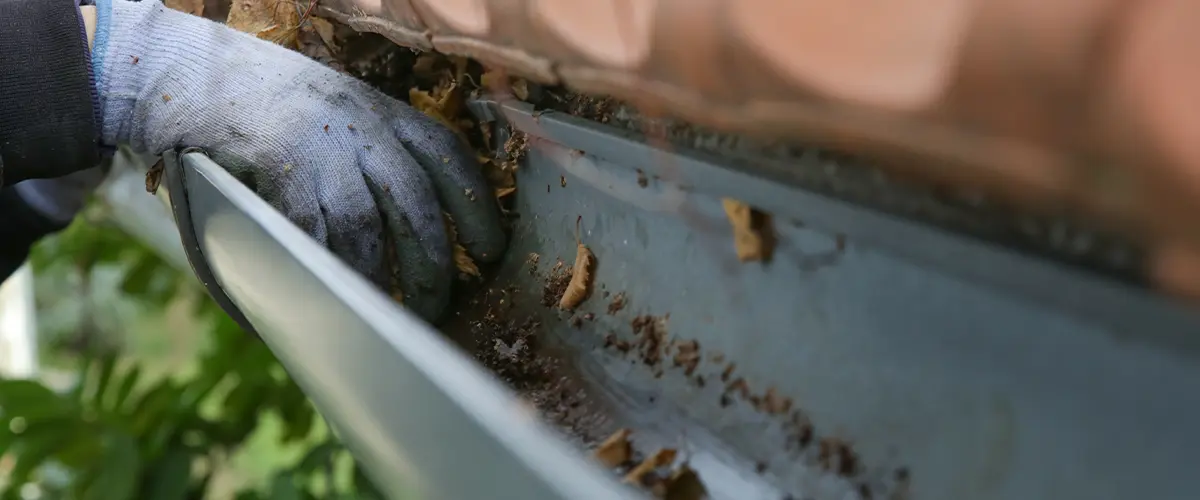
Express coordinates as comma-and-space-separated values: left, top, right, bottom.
624, 448, 677, 488
721, 198, 775, 262
494, 186, 517, 199
409, 86, 470, 145
664, 465, 707, 500
308, 17, 338, 53
511, 78, 530, 100
164, 0, 204, 16
593, 428, 633, 468
559, 216, 594, 310
145, 157, 165, 195
226, 0, 300, 49
443, 213, 480, 278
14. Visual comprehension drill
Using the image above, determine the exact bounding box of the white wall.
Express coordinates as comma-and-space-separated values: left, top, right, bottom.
0, 264, 38, 379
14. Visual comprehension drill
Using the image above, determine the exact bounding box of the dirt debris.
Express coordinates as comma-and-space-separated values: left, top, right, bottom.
541, 260, 572, 307
503, 129, 529, 163
462, 286, 602, 442
720, 362, 736, 382
603, 333, 632, 354
760, 387, 792, 415
672, 340, 700, 376
631, 314, 670, 367
560, 93, 620, 124
607, 292, 627, 314
818, 438, 861, 478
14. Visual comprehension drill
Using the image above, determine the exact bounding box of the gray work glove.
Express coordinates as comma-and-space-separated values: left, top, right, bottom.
92, 0, 505, 320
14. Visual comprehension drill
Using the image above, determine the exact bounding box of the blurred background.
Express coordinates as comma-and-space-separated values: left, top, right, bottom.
0, 148, 385, 499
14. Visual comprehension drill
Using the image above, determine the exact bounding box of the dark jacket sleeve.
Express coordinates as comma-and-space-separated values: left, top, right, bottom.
0, 0, 100, 188
0, 188, 69, 283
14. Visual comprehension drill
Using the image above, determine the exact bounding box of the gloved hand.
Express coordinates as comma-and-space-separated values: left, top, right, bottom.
91, 0, 505, 320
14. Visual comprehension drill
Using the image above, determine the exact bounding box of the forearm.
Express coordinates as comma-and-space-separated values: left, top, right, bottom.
83, 5, 97, 51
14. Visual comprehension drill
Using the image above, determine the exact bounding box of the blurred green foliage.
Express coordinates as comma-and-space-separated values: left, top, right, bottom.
0, 202, 384, 499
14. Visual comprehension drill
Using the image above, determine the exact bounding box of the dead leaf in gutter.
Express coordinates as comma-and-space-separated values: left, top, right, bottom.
226, 0, 300, 49
559, 216, 594, 310
308, 17, 339, 53
511, 78, 530, 100
593, 428, 633, 468
624, 448, 677, 483
624, 448, 678, 496
722, 198, 775, 262
444, 212, 480, 278
664, 465, 707, 500
495, 186, 517, 199
164, 0, 203, 16
410, 86, 471, 145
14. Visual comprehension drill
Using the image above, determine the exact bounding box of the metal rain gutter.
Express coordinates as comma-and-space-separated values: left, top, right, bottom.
173, 151, 637, 500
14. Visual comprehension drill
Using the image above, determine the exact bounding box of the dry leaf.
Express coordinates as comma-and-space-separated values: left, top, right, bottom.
495, 186, 517, 199
559, 216, 594, 310
511, 78, 530, 100
593, 429, 633, 468
444, 213, 481, 278
721, 198, 775, 262
164, 0, 204, 16
226, 0, 301, 49
624, 448, 678, 486
145, 157, 165, 195
409, 86, 471, 144
664, 465, 707, 500
308, 17, 339, 53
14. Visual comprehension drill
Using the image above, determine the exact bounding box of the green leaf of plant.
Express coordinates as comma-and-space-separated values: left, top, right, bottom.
0, 379, 65, 411
120, 256, 160, 297
351, 461, 383, 499
81, 431, 140, 500
294, 441, 339, 474
130, 379, 183, 433
268, 473, 303, 500
2, 420, 79, 497
179, 369, 226, 410
73, 356, 94, 401
144, 446, 194, 500
278, 385, 313, 443
92, 354, 118, 408
111, 365, 142, 412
